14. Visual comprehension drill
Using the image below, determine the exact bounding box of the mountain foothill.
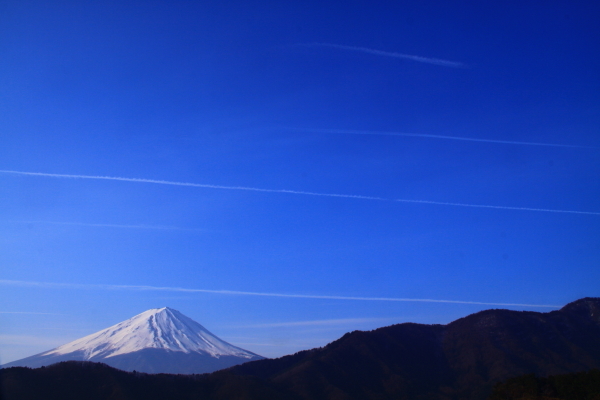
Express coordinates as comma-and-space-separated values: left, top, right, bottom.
2, 297, 600, 400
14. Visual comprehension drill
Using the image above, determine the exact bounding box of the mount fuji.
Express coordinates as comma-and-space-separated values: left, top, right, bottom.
2, 307, 264, 374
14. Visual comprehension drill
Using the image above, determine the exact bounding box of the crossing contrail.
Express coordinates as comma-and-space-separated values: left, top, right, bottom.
0, 279, 561, 308
299, 43, 466, 68
1, 170, 599, 216
283, 128, 598, 149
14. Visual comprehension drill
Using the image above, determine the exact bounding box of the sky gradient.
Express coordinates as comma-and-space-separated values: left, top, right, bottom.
1, 0, 599, 363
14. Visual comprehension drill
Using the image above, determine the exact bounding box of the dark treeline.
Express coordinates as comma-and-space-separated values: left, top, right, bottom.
489, 369, 600, 400
0, 361, 289, 400
3, 363, 600, 400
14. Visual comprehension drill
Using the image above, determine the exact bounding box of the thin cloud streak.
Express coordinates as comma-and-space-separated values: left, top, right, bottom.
1, 170, 599, 216
224, 341, 326, 348
0, 279, 561, 308
239, 318, 390, 328
299, 43, 466, 68
0, 170, 385, 200
286, 127, 599, 149
11, 220, 204, 231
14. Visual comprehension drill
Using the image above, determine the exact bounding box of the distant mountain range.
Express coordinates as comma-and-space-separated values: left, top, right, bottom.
1, 307, 263, 374
2, 297, 600, 400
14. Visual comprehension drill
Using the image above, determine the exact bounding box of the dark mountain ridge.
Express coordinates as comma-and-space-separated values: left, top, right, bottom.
216, 297, 600, 399
2, 297, 599, 400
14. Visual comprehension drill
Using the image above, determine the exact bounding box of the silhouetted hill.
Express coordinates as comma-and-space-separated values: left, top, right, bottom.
2, 298, 599, 400
0, 361, 290, 400
220, 297, 600, 399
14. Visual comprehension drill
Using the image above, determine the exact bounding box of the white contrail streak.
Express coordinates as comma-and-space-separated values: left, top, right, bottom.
1, 169, 599, 216
299, 43, 466, 68
0, 280, 561, 308
285, 128, 599, 149
389, 198, 600, 216
0, 170, 385, 200
11, 220, 204, 231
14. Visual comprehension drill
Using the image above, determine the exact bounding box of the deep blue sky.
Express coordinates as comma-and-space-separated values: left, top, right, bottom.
1, 1, 599, 363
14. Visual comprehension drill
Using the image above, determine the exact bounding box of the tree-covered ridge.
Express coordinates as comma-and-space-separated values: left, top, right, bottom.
0, 361, 289, 400
489, 369, 600, 400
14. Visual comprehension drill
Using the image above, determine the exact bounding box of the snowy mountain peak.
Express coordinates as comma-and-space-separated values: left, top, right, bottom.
43, 307, 258, 360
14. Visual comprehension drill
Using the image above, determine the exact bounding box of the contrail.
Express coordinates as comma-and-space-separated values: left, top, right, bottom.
11, 220, 204, 231
299, 43, 466, 68
0, 280, 561, 308
284, 127, 598, 149
1, 170, 599, 216
0, 170, 394, 201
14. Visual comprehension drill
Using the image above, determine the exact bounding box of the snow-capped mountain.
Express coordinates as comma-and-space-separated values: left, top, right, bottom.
2, 307, 264, 374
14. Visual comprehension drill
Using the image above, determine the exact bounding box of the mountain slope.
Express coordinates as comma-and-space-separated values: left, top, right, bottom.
1, 307, 264, 374
218, 297, 600, 399
2, 298, 599, 399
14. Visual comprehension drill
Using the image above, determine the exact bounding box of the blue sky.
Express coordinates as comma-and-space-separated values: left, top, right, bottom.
1, 0, 599, 363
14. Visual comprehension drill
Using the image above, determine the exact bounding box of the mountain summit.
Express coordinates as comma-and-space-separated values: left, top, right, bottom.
2, 307, 263, 374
